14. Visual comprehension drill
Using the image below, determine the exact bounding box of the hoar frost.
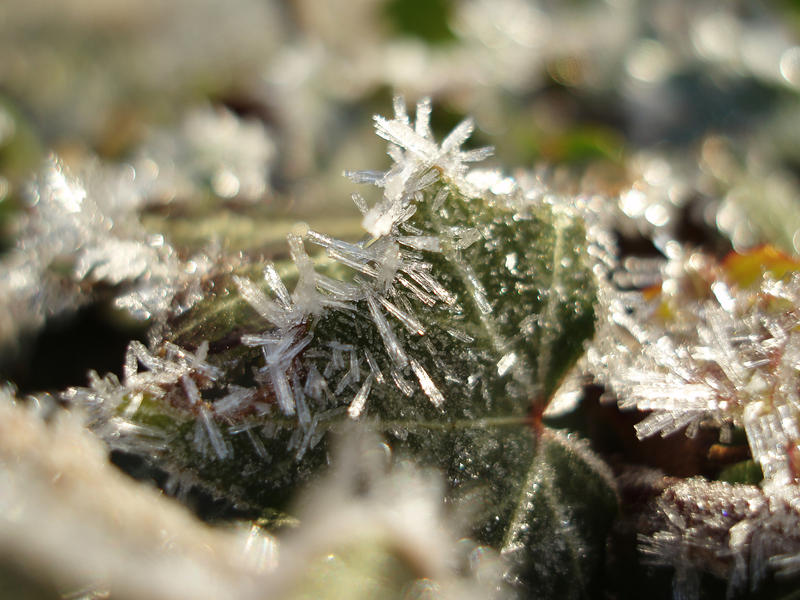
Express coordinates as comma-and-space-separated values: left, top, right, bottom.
233, 97, 497, 422
591, 247, 800, 595
59, 96, 603, 598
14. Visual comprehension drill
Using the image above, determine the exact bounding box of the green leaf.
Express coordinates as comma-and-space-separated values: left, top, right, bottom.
383, 0, 455, 45
717, 459, 763, 485
82, 137, 612, 596
499, 429, 618, 598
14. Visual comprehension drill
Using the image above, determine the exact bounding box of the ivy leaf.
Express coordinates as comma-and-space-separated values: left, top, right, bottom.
500, 429, 618, 597
70, 99, 615, 598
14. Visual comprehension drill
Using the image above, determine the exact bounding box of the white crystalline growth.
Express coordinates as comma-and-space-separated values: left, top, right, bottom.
123, 340, 222, 400
347, 97, 493, 238
61, 371, 170, 456
593, 253, 800, 489
24, 157, 176, 285
234, 97, 502, 420
69, 339, 240, 461
641, 478, 800, 598
589, 247, 800, 597
0, 152, 210, 340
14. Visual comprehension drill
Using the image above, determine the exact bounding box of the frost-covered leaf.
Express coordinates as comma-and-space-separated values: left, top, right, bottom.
500, 429, 617, 597
641, 478, 800, 599
592, 246, 800, 594
68, 99, 611, 597
594, 247, 800, 485
1, 388, 507, 600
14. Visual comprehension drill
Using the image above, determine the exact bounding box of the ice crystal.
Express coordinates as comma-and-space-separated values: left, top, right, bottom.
0, 157, 174, 350
347, 96, 493, 237
231, 98, 500, 422
591, 247, 800, 593
596, 250, 800, 487
0, 141, 235, 351
642, 478, 800, 597
123, 340, 222, 396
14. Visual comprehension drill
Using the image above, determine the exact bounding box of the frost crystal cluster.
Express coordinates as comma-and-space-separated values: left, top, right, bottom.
0, 101, 279, 355
592, 247, 800, 594
52, 97, 610, 598
0, 156, 179, 351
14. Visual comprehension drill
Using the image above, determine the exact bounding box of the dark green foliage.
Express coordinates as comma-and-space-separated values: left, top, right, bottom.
110, 176, 615, 597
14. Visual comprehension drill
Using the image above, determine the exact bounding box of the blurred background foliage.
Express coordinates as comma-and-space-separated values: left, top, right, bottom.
2, 0, 800, 235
